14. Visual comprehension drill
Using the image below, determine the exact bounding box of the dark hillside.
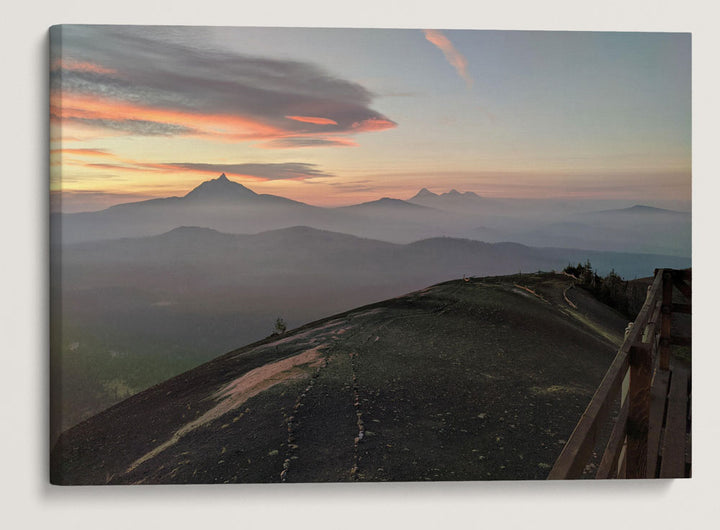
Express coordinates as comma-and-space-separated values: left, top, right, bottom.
52, 272, 627, 484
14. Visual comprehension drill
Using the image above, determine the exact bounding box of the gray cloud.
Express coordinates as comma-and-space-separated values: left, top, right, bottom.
164, 162, 333, 181
262, 138, 355, 149
52, 25, 396, 139
58, 115, 196, 136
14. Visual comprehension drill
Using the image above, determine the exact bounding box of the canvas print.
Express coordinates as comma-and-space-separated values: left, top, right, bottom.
49, 25, 691, 484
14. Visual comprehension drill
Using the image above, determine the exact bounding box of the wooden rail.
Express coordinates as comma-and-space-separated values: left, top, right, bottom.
548, 269, 691, 479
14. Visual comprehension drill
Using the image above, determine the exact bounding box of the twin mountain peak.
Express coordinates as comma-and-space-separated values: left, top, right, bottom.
410, 187, 482, 201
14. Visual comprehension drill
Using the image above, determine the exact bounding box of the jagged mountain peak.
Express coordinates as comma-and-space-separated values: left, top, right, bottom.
184, 174, 258, 201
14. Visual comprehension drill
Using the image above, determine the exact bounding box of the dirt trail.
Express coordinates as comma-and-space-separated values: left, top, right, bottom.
563, 284, 578, 309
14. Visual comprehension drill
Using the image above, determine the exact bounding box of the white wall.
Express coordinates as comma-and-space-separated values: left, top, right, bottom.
3, 1, 718, 529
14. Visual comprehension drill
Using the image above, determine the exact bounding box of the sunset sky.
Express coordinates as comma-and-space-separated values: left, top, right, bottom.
50, 26, 691, 212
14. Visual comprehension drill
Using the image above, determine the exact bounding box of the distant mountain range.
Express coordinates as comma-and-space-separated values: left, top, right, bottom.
591, 204, 690, 216
54, 174, 691, 257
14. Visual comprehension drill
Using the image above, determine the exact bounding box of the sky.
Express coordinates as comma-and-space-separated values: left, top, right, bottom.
49, 25, 691, 212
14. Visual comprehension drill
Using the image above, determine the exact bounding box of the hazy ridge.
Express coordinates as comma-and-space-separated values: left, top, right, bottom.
55, 174, 691, 257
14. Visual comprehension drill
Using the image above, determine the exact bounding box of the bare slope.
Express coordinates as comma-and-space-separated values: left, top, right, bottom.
51, 272, 627, 484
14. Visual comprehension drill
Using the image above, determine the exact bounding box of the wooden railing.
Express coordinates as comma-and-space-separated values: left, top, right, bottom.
548, 268, 691, 479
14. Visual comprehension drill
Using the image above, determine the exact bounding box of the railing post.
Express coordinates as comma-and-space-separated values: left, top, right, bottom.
626, 342, 652, 478
660, 270, 673, 371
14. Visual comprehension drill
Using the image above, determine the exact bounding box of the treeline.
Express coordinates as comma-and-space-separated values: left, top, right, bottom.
564, 260, 649, 319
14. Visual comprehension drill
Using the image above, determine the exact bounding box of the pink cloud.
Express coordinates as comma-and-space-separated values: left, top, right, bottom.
50, 148, 113, 157
423, 29, 473, 88
285, 115, 339, 125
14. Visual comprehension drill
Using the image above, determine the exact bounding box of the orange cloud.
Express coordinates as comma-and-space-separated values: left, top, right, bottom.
51, 58, 117, 75
52, 93, 286, 141
423, 29, 473, 88
50, 148, 113, 157
285, 115, 338, 125
52, 91, 397, 146
85, 162, 158, 172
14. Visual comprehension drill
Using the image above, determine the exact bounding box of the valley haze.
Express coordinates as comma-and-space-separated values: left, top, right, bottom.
56, 173, 690, 256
